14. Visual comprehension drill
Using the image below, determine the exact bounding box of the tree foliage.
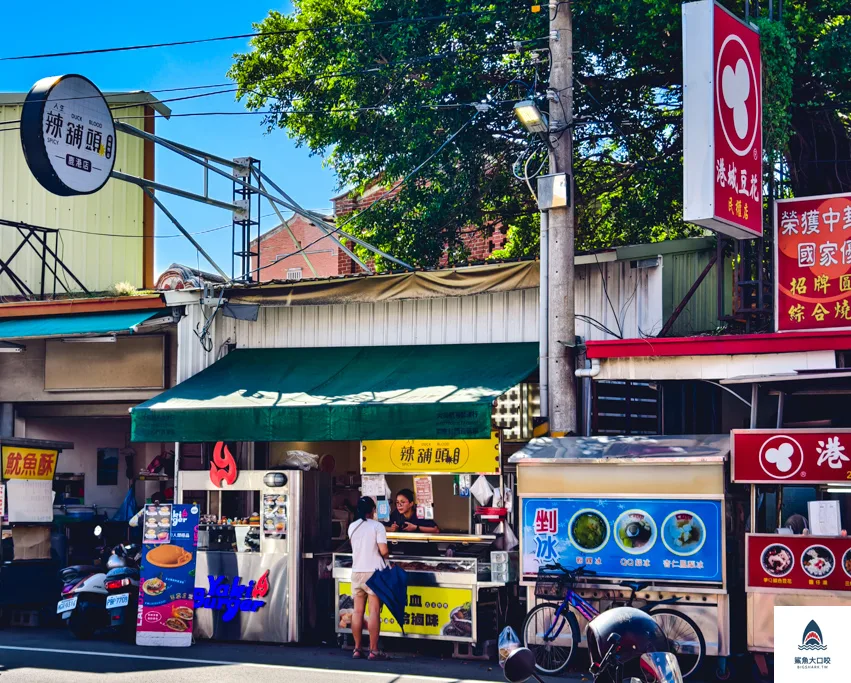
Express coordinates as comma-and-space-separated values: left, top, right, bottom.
229, 0, 851, 268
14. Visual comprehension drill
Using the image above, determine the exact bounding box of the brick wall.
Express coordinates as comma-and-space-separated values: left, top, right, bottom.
251, 214, 339, 281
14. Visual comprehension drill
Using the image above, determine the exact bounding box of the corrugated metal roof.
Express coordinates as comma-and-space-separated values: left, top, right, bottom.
0, 91, 172, 117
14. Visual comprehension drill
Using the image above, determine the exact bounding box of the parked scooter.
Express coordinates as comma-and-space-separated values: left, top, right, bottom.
57, 526, 141, 640
504, 607, 684, 683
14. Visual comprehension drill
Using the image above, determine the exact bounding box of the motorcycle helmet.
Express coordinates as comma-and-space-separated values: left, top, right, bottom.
107, 552, 126, 570
586, 607, 668, 670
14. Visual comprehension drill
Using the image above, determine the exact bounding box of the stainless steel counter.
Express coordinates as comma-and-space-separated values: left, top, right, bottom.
333, 553, 506, 644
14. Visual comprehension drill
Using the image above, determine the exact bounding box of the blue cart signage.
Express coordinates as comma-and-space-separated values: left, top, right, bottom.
521, 497, 723, 583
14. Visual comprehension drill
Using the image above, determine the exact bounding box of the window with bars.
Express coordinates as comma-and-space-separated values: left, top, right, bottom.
492, 383, 541, 442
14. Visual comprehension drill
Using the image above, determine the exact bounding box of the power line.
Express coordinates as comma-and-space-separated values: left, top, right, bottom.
0, 43, 543, 112
111, 99, 519, 121
0, 11, 500, 62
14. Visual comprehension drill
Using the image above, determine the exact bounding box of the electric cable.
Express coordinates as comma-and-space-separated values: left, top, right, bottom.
0, 11, 504, 62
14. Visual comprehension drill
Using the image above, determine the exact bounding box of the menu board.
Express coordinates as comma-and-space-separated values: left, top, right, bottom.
142, 503, 172, 544
732, 429, 851, 483
262, 493, 287, 539
747, 533, 851, 593
5, 479, 53, 522
137, 503, 199, 647
521, 497, 723, 583
338, 583, 474, 642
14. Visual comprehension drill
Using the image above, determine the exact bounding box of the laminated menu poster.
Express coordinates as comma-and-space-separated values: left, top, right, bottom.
262, 493, 287, 539
137, 503, 199, 647
521, 497, 724, 583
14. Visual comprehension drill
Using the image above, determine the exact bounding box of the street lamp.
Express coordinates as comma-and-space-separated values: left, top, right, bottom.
513, 100, 548, 134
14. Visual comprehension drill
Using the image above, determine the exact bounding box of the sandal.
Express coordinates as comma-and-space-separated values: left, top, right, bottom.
368, 651, 388, 661
352, 649, 364, 659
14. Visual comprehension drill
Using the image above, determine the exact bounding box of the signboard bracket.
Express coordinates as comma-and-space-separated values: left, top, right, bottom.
111, 120, 413, 282
0, 219, 89, 299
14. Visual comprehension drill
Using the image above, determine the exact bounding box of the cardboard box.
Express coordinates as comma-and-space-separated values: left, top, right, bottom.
11, 526, 51, 560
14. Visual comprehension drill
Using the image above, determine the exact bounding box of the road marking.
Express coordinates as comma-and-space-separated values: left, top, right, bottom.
0, 645, 487, 682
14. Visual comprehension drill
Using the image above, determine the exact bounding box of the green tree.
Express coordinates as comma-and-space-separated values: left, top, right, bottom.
229, 0, 851, 268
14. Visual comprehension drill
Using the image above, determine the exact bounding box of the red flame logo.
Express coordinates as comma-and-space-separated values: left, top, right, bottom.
210, 442, 238, 488
252, 570, 270, 599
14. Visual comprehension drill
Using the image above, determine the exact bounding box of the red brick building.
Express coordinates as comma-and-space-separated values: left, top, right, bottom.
250, 213, 339, 281
253, 183, 508, 281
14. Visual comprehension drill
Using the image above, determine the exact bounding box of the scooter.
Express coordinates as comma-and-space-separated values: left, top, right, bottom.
103, 543, 141, 639
57, 526, 141, 640
504, 607, 685, 683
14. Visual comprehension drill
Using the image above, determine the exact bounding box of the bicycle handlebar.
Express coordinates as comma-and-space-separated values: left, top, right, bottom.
543, 562, 597, 577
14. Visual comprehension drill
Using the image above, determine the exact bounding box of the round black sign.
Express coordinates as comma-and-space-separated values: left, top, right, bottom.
20, 74, 117, 197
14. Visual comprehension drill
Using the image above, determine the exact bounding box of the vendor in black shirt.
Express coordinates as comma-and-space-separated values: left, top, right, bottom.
387, 489, 440, 534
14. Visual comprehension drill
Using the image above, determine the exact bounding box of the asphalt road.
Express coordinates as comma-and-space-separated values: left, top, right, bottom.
0, 628, 581, 683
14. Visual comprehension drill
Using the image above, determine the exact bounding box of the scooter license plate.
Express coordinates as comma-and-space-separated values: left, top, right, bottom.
106, 593, 130, 609
57, 596, 77, 615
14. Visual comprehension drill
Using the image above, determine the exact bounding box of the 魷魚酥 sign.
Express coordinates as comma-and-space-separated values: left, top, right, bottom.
2, 446, 58, 480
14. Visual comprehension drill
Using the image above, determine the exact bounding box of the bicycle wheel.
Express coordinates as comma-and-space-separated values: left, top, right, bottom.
522, 602, 580, 675
647, 607, 706, 679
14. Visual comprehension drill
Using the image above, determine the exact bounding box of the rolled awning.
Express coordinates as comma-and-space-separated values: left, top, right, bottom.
131, 343, 539, 443
0, 309, 164, 339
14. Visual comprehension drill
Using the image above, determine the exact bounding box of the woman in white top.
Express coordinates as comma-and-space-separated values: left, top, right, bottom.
348, 496, 389, 660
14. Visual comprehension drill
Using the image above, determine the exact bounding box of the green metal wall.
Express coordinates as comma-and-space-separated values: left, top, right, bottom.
614, 237, 730, 337
0, 103, 147, 296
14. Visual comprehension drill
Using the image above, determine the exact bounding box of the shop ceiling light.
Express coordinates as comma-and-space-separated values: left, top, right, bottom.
0, 342, 24, 353
62, 335, 117, 343
131, 315, 176, 333
514, 100, 548, 134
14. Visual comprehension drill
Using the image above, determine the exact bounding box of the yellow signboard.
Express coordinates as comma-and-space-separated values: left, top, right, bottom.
361, 431, 500, 474
2, 446, 59, 480
337, 582, 474, 640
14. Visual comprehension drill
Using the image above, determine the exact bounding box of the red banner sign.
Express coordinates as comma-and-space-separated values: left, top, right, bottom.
775, 192, 851, 332
747, 534, 851, 593
712, 4, 762, 237
732, 429, 851, 484
683, 1, 762, 239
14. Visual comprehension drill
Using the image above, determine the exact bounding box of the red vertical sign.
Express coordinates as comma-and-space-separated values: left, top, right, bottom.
683, 1, 762, 239
775, 192, 851, 332
712, 4, 762, 236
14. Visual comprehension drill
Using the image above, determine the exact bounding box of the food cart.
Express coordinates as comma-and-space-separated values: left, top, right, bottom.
731, 428, 851, 654
0, 437, 73, 623
333, 431, 518, 657
177, 462, 331, 644
510, 435, 740, 675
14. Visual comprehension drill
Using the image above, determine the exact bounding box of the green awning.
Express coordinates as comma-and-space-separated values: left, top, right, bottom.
0, 310, 163, 339
131, 343, 539, 443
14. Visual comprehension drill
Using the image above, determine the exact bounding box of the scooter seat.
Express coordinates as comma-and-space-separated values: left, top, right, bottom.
60, 566, 100, 583
106, 566, 140, 580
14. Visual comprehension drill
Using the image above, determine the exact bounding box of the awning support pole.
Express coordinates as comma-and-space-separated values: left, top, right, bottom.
750, 383, 759, 428
776, 392, 785, 428
174, 442, 181, 504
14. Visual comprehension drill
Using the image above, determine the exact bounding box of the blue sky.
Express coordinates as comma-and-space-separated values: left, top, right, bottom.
3, 2, 337, 278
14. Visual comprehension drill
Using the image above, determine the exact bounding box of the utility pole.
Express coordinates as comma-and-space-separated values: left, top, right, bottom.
547, 0, 577, 434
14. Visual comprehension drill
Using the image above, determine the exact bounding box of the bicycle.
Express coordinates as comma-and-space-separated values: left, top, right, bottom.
522, 563, 706, 679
